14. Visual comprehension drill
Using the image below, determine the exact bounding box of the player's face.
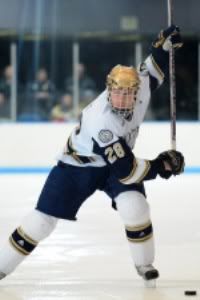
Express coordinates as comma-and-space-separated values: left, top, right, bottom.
110, 87, 138, 111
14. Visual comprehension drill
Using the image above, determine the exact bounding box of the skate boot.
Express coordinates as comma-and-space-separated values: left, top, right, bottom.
136, 264, 159, 288
0, 271, 6, 280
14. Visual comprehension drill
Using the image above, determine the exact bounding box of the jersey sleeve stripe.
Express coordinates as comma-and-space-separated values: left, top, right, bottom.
66, 135, 96, 164
145, 55, 164, 84
119, 159, 151, 184
118, 159, 138, 183
125, 220, 152, 232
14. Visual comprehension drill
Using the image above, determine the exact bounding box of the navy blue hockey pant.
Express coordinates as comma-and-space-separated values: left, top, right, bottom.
36, 161, 145, 220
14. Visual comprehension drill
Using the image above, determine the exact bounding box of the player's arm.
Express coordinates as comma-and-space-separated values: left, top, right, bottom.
143, 25, 183, 91
93, 137, 185, 184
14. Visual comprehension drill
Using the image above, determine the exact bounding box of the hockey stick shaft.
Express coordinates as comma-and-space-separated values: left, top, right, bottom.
167, 0, 176, 150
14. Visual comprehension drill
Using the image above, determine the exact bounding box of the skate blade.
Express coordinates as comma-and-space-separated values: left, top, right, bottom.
144, 279, 156, 288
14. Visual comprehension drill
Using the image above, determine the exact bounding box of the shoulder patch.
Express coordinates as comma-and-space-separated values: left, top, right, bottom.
98, 130, 113, 143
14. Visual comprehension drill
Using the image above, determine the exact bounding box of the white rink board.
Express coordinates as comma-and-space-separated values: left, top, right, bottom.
0, 122, 199, 167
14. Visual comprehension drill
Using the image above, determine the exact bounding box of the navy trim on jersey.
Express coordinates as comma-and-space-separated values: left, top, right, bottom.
92, 137, 136, 180
150, 47, 169, 79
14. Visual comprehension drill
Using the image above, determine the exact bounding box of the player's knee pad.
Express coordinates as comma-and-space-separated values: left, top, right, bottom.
115, 191, 150, 225
20, 209, 58, 241
115, 191, 153, 243
9, 209, 58, 256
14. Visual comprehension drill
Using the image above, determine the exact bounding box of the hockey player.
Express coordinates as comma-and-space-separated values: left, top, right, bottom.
0, 25, 184, 284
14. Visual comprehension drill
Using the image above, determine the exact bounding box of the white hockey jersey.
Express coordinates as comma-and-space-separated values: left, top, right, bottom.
57, 58, 161, 170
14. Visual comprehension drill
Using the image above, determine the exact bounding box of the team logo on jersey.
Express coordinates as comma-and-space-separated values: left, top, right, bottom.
98, 130, 113, 143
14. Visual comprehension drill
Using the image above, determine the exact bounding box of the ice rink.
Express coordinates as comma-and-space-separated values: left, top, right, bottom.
0, 172, 199, 300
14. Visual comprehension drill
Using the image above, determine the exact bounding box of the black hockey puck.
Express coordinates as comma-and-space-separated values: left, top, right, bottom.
184, 290, 197, 296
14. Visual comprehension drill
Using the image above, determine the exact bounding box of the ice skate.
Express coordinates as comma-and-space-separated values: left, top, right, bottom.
136, 264, 159, 288
0, 271, 6, 280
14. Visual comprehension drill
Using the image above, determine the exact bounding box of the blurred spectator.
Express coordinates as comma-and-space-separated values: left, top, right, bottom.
0, 93, 10, 120
51, 93, 78, 122
0, 65, 12, 99
64, 63, 97, 108
0, 65, 12, 120
19, 68, 56, 121
0, 65, 24, 120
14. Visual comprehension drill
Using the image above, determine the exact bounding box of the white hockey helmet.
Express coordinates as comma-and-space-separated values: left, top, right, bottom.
106, 64, 140, 118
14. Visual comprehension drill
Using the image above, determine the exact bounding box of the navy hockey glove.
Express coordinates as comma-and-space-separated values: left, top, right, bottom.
154, 150, 185, 179
152, 25, 183, 51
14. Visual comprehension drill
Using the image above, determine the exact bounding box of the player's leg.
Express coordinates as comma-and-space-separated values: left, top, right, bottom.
0, 163, 108, 280
0, 209, 58, 279
115, 191, 159, 282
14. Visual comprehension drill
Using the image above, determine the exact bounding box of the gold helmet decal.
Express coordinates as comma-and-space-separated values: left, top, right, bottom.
106, 64, 140, 90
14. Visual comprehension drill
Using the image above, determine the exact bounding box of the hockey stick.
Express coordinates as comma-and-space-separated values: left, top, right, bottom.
167, 0, 176, 150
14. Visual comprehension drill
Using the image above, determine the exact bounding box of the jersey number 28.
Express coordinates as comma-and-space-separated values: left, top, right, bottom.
104, 142, 125, 164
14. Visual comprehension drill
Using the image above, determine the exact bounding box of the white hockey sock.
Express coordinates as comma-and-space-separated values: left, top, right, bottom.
0, 209, 58, 276
128, 236, 155, 266
0, 240, 24, 275
115, 191, 155, 267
